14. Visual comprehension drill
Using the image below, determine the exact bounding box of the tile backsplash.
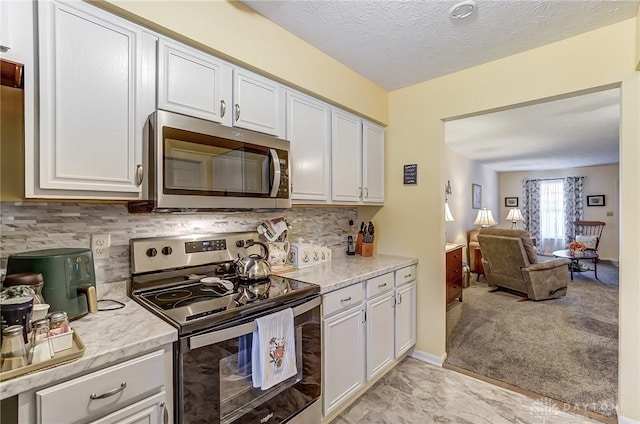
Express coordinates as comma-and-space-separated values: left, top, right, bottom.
0, 202, 356, 284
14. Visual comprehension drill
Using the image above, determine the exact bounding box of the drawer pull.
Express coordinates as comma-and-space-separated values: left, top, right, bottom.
377, 283, 387, 288
89, 382, 127, 400
340, 296, 352, 302
404, 274, 412, 278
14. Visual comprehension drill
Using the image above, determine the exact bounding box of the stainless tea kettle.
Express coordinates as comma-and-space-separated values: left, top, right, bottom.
234, 241, 271, 281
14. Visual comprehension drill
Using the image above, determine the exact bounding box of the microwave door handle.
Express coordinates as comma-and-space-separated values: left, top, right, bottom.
269, 148, 281, 198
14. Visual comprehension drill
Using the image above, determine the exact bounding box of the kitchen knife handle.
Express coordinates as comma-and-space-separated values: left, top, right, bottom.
220, 100, 226, 118
235, 104, 240, 121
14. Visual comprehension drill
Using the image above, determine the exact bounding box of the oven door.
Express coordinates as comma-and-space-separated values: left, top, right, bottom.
154, 109, 290, 209
175, 296, 321, 424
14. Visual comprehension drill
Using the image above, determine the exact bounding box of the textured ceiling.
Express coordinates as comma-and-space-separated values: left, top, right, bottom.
243, 0, 639, 91
445, 88, 620, 172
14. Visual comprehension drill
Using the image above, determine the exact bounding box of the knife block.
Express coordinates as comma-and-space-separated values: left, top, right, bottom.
355, 233, 363, 255
360, 241, 373, 257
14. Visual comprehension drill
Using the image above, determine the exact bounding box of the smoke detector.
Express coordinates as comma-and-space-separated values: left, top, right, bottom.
449, 0, 477, 19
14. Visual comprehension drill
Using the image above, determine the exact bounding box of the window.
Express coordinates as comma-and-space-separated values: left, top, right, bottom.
539, 179, 565, 253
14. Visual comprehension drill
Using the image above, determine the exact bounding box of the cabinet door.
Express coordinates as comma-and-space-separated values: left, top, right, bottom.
233, 68, 285, 137
286, 90, 331, 202
89, 392, 166, 424
395, 282, 417, 358
38, 0, 155, 196
331, 109, 362, 202
366, 291, 395, 381
362, 121, 384, 204
323, 306, 365, 416
158, 38, 232, 126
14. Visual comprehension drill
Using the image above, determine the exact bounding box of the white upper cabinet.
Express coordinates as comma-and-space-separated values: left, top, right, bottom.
286, 90, 331, 202
233, 68, 285, 138
362, 121, 385, 203
158, 38, 233, 126
331, 109, 363, 202
36, 0, 156, 198
331, 109, 384, 204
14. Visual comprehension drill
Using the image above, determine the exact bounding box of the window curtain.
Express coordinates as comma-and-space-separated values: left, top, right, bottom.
522, 179, 541, 247
539, 179, 565, 254
563, 176, 584, 241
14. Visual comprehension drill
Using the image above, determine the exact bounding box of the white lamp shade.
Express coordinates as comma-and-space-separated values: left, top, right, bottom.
505, 208, 524, 222
473, 208, 496, 227
444, 202, 455, 222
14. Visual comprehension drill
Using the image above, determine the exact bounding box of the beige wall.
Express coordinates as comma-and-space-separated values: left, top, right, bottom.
100, 0, 388, 124
444, 147, 499, 248
636, 4, 640, 70
499, 164, 620, 261
376, 19, 639, 420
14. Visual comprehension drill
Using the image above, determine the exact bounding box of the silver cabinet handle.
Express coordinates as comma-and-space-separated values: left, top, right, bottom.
364, 187, 369, 198
358, 187, 362, 199
404, 274, 412, 278
235, 104, 240, 121
135, 164, 144, 186
220, 100, 226, 118
162, 402, 169, 424
340, 296, 352, 302
378, 283, 387, 288
397, 293, 403, 304
89, 382, 127, 400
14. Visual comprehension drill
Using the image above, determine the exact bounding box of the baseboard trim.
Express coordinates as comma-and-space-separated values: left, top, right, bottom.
617, 413, 640, 424
410, 349, 446, 367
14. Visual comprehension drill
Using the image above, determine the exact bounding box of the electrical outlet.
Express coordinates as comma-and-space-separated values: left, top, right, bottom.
91, 234, 111, 259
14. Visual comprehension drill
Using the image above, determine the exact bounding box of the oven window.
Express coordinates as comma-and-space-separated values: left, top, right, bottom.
163, 127, 270, 196
180, 311, 320, 424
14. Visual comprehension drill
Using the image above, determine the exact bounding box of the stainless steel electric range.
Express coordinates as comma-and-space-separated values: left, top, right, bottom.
129, 232, 321, 424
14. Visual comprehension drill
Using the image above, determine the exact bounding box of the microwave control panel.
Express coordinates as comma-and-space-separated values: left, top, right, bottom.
277, 151, 289, 199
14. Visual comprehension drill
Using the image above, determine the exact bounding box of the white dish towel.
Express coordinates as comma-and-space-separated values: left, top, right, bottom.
252, 308, 297, 390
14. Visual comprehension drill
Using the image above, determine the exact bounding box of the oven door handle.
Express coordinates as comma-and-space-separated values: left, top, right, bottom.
188, 296, 321, 349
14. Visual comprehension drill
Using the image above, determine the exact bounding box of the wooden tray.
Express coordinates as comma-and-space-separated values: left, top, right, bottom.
0, 331, 85, 381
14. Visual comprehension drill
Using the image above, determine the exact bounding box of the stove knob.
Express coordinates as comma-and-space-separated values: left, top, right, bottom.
162, 246, 173, 256
146, 248, 158, 257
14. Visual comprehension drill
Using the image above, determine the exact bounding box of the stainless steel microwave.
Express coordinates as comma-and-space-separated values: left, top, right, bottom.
132, 110, 291, 212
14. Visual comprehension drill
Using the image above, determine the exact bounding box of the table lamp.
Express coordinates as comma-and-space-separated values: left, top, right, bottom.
505, 208, 524, 229
473, 208, 496, 227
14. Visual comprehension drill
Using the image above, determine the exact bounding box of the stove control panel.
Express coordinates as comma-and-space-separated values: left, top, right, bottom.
130, 232, 263, 274
185, 239, 226, 253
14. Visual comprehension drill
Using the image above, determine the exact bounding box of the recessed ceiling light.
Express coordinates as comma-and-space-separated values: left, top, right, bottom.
449, 0, 477, 19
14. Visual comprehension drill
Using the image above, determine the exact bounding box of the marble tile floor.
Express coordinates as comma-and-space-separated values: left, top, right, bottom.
335, 357, 599, 424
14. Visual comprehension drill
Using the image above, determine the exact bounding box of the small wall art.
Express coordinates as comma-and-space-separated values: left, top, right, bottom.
472, 184, 482, 209
587, 195, 605, 207
403, 164, 417, 185
505, 197, 518, 207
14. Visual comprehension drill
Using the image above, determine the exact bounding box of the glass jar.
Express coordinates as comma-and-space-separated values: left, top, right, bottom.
1, 325, 28, 371
48, 311, 70, 336
29, 319, 54, 365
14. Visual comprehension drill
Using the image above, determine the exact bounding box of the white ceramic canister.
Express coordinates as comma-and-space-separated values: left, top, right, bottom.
289, 243, 313, 269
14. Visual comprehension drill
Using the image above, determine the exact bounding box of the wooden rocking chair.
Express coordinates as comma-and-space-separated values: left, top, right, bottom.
573, 221, 606, 260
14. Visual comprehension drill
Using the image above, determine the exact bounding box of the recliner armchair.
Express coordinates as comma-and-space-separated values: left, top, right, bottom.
477, 228, 570, 300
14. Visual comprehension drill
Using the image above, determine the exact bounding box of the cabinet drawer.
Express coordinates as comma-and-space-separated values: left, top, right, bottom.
36, 350, 165, 424
323, 283, 364, 317
365, 273, 394, 298
446, 248, 462, 281
395, 265, 416, 286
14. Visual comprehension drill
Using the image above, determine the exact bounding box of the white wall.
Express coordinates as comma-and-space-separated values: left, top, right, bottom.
444, 147, 499, 248
499, 164, 619, 261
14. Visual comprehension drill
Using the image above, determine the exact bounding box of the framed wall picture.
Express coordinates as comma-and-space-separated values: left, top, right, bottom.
587, 195, 605, 207
472, 184, 482, 209
505, 197, 518, 207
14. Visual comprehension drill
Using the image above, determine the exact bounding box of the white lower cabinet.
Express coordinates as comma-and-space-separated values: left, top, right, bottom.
35, 350, 168, 424
322, 283, 365, 417
322, 269, 416, 419
365, 290, 395, 380
395, 281, 417, 357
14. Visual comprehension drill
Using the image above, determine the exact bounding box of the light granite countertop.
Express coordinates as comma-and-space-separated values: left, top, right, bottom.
278, 254, 418, 293
0, 281, 177, 400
